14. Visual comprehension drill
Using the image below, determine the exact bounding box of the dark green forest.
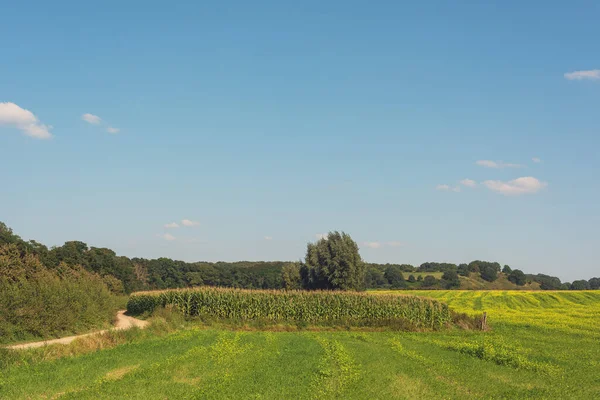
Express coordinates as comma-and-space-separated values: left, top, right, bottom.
1, 222, 598, 295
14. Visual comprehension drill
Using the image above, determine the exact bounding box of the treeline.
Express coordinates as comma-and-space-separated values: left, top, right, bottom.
2, 223, 598, 296
0, 244, 119, 343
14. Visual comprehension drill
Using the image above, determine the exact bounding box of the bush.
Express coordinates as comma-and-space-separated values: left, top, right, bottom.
408, 275, 416, 283
127, 287, 452, 330
0, 244, 118, 344
442, 270, 460, 289
502, 265, 512, 274
384, 265, 406, 288
508, 269, 526, 286
423, 275, 437, 287
480, 266, 498, 282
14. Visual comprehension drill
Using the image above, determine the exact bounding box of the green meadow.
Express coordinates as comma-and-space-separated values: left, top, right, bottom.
1, 290, 599, 399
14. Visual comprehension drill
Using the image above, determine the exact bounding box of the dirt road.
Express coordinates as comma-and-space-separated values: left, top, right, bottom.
6, 310, 148, 350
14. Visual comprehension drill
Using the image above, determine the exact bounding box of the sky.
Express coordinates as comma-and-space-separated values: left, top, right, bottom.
1, 1, 599, 281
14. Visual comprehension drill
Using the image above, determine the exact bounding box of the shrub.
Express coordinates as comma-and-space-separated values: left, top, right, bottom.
384, 265, 406, 288
508, 269, 526, 286
480, 266, 498, 282
442, 270, 460, 289
423, 275, 437, 287
0, 244, 117, 343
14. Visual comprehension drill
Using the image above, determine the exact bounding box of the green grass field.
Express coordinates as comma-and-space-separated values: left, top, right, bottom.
2, 291, 599, 399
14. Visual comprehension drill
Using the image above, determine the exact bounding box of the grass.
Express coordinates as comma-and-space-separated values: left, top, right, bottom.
1, 291, 599, 399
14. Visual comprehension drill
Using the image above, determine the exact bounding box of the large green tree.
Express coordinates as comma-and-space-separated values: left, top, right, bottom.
301, 231, 365, 290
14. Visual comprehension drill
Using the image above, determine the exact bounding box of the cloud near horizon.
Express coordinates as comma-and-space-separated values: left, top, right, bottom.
0, 102, 53, 139
482, 176, 547, 195
362, 241, 404, 249
161, 233, 176, 241
436, 184, 460, 192
476, 160, 522, 169
164, 222, 179, 228
81, 113, 101, 124
564, 70, 600, 81
182, 219, 199, 227
460, 178, 477, 188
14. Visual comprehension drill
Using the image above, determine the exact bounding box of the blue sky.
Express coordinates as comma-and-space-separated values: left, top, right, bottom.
1, 1, 598, 281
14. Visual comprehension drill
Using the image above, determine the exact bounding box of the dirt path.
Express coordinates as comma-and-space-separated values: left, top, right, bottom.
6, 311, 149, 350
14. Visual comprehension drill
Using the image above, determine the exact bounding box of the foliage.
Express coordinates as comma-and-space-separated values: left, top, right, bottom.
0, 244, 118, 344
502, 265, 512, 274
408, 274, 416, 283
507, 269, 526, 286
300, 232, 365, 291
480, 265, 499, 282
281, 262, 302, 290
441, 270, 460, 289
384, 265, 406, 288
570, 280, 590, 290
457, 263, 469, 276
127, 287, 452, 330
422, 275, 437, 287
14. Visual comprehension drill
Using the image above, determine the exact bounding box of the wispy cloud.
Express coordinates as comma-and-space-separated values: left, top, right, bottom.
315, 233, 328, 240
264, 236, 273, 240
161, 233, 176, 241
362, 241, 404, 249
182, 219, 199, 227
386, 241, 404, 247
107, 127, 120, 134
482, 176, 547, 196
532, 157, 542, 163
164, 222, 179, 229
476, 160, 522, 169
436, 184, 460, 192
0, 102, 53, 139
81, 113, 101, 124
564, 70, 600, 81
460, 179, 477, 188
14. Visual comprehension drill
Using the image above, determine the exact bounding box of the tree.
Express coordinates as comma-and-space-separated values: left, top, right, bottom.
457, 264, 469, 276
570, 280, 590, 290
442, 270, 460, 289
508, 269, 526, 286
364, 266, 387, 288
384, 265, 406, 289
480, 265, 498, 282
417, 275, 423, 282
301, 231, 365, 291
281, 263, 302, 290
589, 277, 600, 290
408, 274, 416, 283
423, 275, 437, 287
502, 265, 512, 274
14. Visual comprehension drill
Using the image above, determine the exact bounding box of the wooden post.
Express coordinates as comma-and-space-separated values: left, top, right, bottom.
481, 312, 487, 330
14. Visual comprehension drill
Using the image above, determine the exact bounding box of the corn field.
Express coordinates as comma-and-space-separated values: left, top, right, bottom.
127, 287, 452, 329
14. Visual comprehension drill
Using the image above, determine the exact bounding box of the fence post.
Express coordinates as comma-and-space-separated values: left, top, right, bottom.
481, 312, 487, 330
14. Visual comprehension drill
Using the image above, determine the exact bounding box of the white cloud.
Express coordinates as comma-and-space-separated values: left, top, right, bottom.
264, 236, 273, 240
315, 233, 328, 240
564, 70, 600, 81
82, 113, 101, 124
482, 176, 547, 196
460, 179, 477, 188
532, 157, 542, 163
436, 184, 460, 192
164, 222, 179, 229
386, 241, 404, 247
161, 233, 176, 241
476, 160, 522, 169
0, 102, 53, 139
363, 241, 382, 249
107, 127, 120, 134
182, 219, 199, 227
